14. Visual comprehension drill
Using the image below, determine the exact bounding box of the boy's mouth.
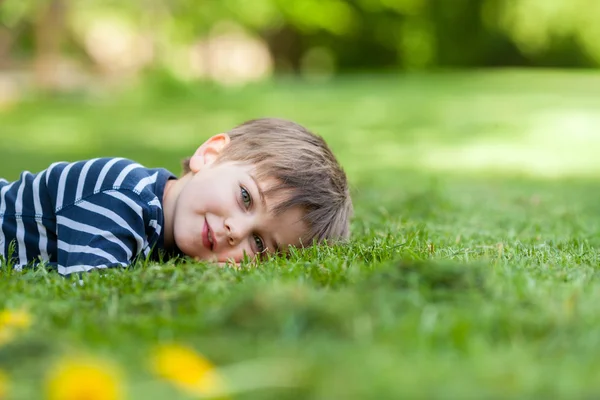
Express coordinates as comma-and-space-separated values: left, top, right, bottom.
203, 218, 215, 251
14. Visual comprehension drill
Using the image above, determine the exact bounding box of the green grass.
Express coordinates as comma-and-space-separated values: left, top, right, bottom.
2, 70, 600, 399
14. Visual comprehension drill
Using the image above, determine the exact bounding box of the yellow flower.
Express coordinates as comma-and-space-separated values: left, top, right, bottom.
45, 356, 124, 400
0, 309, 31, 330
0, 308, 32, 345
151, 344, 226, 397
0, 330, 15, 347
0, 369, 9, 399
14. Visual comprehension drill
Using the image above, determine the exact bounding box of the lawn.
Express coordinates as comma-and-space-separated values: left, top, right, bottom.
2, 70, 600, 399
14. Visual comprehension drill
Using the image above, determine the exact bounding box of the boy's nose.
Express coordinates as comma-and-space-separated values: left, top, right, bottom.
224, 217, 251, 246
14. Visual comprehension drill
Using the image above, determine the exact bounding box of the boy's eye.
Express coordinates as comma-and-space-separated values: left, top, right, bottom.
240, 186, 252, 208
253, 234, 265, 253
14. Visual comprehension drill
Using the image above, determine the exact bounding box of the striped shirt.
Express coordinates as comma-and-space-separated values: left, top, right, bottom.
0, 158, 176, 276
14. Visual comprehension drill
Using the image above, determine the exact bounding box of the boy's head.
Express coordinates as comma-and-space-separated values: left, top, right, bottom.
170, 118, 352, 262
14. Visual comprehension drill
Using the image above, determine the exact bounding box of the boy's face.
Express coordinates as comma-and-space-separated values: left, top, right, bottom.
166, 134, 307, 263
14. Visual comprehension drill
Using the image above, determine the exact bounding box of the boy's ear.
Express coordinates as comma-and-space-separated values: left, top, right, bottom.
189, 133, 231, 173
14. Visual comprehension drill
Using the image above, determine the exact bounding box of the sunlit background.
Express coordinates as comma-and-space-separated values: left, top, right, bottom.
1, 0, 600, 179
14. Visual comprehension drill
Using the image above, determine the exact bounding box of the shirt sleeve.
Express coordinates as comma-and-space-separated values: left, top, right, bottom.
54, 190, 147, 276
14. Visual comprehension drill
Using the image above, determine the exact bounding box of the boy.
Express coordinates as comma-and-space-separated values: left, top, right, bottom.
0, 118, 352, 276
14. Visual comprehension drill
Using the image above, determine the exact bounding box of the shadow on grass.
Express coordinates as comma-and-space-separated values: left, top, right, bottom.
361, 258, 488, 298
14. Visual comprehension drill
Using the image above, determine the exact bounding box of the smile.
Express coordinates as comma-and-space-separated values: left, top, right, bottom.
203, 218, 215, 251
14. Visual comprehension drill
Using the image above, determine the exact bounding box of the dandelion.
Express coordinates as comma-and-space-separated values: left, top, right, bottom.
0, 369, 9, 399
151, 344, 226, 397
45, 356, 124, 400
0, 308, 32, 345
0, 309, 31, 329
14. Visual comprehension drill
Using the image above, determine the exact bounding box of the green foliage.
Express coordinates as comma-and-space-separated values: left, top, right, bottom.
2, 0, 600, 73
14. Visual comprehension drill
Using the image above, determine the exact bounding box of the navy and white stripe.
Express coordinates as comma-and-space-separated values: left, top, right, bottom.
0, 158, 175, 276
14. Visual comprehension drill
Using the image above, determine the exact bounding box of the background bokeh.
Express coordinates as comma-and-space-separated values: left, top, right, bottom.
2, 0, 600, 182
1, 0, 600, 97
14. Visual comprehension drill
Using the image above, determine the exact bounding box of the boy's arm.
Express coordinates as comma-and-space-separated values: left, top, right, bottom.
55, 190, 148, 276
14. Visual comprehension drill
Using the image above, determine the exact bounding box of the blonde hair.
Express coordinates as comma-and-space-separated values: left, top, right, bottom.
182, 118, 352, 245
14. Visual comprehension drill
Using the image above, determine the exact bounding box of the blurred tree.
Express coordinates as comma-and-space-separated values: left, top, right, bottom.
0, 0, 598, 90
489, 0, 600, 67
34, 0, 66, 90
0, 0, 34, 68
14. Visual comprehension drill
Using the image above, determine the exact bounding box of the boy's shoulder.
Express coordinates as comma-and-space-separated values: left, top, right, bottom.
45, 157, 176, 211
